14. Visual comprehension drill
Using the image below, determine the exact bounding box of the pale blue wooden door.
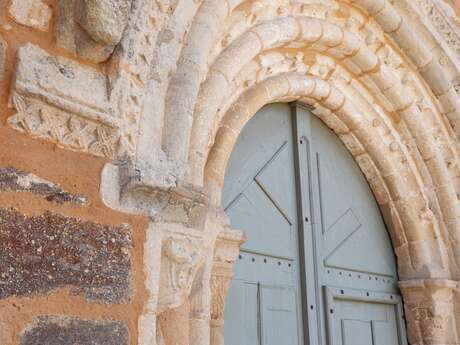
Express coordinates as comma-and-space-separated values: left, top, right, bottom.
223, 103, 407, 345
223, 103, 303, 345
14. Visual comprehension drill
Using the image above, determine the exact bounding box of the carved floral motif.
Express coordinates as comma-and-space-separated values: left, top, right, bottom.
415, 0, 460, 59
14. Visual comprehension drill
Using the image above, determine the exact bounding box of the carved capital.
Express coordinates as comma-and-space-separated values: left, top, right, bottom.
210, 229, 245, 321
158, 224, 205, 312
213, 229, 246, 268
399, 279, 459, 345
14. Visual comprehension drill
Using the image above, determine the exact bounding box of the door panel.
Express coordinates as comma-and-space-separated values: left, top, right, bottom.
311, 115, 397, 281
325, 287, 405, 345
223, 103, 407, 345
224, 280, 259, 345
260, 285, 300, 345
223, 103, 303, 345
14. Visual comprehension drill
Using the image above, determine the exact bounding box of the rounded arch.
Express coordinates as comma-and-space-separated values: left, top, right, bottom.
148, 3, 460, 341
203, 72, 454, 281
156, 1, 460, 284
162, 0, 460, 169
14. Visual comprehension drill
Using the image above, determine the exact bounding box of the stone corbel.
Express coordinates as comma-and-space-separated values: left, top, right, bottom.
102, 162, 210, 229
210, 229, 246, 345
399, 278, 459, 345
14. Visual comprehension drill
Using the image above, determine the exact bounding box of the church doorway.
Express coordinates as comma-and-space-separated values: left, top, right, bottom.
222, 103, 407, 345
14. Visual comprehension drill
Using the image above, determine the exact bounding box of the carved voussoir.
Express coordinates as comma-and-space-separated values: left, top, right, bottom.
8, 44, 125, 158
414, 0, 460, 62
158, 223, 205, 312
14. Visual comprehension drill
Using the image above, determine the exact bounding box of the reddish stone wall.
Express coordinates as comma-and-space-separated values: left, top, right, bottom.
0, 2, 151, 344
0, 126, 149, 345
0, 8, 149, 338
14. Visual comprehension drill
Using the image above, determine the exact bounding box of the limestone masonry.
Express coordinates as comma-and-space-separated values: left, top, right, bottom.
0, 0, 460, 344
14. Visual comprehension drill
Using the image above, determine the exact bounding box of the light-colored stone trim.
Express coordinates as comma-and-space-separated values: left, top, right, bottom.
400, 278, 460, 344
8, 44, 124, 158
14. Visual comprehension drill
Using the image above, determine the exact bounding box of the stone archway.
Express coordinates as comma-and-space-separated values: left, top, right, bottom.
152, 6, 460, 344
3, 1, 460, 345
149, 3, 460, 345
203, 75, 458, 345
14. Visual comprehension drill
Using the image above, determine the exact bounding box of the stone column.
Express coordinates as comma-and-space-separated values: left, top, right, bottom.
138, 222, 162, 345
189, 259, 212, 345
210, 229, 245, 345
399, 279, 459, 345
140, 219, 206, 345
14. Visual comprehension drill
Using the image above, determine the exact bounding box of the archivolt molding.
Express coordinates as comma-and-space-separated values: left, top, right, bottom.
161, 0, 460, 171
100, 3, 460, 342
175, 10, 460, 276
204, 72, 451, 279
202, 71, 460, 344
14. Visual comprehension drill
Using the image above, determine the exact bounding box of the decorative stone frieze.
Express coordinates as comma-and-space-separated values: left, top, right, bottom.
8, 0, 52, 32
7, 44, 124, 159
56, 0, 132, 63
20, 316, 129, 345
413, 0, 460, 66
400, 279, 459, 345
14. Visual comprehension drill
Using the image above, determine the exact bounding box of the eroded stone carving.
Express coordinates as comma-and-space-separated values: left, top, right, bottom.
210, 229, 245, 345
57, 0, 132, 63
415, 0, 460, 61
158, 225, 204, 312
400, 279, 459, 344
8, 44, 125, 158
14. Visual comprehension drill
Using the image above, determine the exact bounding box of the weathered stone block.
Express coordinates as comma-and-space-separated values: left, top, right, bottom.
75, 0, 132, 46
8, 44, 124, 159
0, 167, 87, 204
0, 208, 132, 303
57, 0, 132, 63
20, 316, 128, 345
12, 44, 110, 114
8, 0, 52, 31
